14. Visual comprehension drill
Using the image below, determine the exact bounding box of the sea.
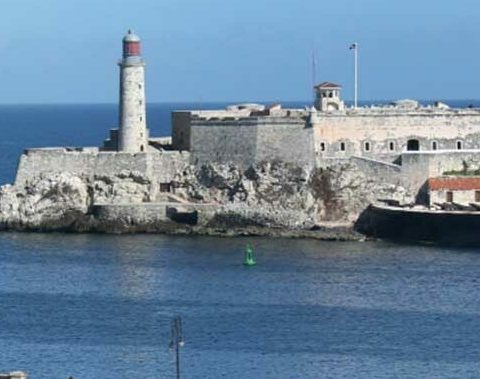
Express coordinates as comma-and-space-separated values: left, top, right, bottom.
1, 102, 480, 378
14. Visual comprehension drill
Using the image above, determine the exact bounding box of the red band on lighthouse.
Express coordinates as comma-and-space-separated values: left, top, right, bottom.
123, 41, 141, 57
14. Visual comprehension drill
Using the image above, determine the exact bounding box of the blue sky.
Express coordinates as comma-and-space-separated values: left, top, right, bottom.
0, 0, 479, 103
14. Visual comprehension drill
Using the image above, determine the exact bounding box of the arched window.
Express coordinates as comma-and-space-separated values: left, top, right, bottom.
364, 141, 371, 152
407, 139, 420, 151
457, 140, 463, 150
140, 145, 144, 152
432, 141, 438, 150
389, 141, 395, 151
340, 142, 346, 151
320, 142, 326, 151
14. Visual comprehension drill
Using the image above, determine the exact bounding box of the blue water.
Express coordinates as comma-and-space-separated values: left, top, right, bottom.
1, 102, 480, 378
1, 234, 480, 378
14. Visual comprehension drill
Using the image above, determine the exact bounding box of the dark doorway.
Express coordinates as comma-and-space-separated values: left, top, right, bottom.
446, 191, 453, 203
407, 139, 420, 151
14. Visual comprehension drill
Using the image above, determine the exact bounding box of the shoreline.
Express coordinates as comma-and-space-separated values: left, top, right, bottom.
0, 217, 364, 241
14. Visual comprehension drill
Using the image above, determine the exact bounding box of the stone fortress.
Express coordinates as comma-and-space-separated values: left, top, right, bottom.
4, 30, 480, 236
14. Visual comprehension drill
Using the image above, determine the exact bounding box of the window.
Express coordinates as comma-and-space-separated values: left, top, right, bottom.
320, 142, 326, 151
140, 145, 144, 152
139, 116, 143, 122
457, 140, 463, 150
476, 191, 480, 202
389, 141, 395, 151
407, 139, 420, 151
432, 141, 438, 150
138, 84, 142, 89
446, 191, 453, 203
364, 141, 371, 152
340, 142, 346, 151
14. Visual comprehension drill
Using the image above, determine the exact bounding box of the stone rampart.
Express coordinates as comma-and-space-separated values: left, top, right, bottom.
189, 116, 314, 167
313, 113, 480, 160
190, 119, 258, 167
15, 148, 97, 185
349, 155, 401, 183
14, 148, 190, 193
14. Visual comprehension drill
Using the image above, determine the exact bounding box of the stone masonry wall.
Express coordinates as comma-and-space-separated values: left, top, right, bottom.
255, 119, 314, 167
189, 117, 314, 167
14, 148, 190, 203
189, 120, 258, 167
401, 150, 480, 203
313, 113, 480, 160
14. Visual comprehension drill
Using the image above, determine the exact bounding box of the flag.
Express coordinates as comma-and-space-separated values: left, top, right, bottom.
349, 43, 357, 50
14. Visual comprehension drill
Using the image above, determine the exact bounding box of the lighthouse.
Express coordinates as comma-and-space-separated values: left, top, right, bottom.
118, 30, 148, 153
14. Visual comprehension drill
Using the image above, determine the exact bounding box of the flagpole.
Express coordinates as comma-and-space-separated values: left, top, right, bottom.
354, 42, 358, 109
311, 50, 317, 101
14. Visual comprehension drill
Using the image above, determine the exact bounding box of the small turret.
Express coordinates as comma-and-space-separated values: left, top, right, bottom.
314, 82, 345, 112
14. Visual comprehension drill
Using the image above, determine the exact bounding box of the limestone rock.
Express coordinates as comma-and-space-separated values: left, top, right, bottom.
0, 173, 90, 230
94, 170, 151, 204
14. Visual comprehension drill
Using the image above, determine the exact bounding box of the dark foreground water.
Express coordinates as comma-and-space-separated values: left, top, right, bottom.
1, 234, 480, 378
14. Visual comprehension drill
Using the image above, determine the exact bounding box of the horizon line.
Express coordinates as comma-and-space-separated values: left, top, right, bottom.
1, 98, 480, 107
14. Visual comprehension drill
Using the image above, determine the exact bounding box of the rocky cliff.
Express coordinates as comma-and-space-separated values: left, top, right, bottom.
0, 160, 413, 239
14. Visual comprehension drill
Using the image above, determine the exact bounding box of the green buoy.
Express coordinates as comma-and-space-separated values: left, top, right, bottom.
243, 243, 256, 266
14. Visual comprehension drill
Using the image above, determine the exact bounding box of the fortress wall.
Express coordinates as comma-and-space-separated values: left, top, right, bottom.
94, 152, 149, 177
14, 149, 189, 195
172, 112, 191, 151
150, 151, 190, 183
349, 156, 402, 186
314, 114, 480, 158
15, 149, 97, 185
188, 117, 315, 168
255, 120, 315, 166
402, 151, 480, 181
189, 122, 258, 167
400, 151, 480, 202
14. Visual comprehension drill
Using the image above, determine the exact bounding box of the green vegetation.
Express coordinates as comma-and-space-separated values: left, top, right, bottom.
442, 160, 480, 176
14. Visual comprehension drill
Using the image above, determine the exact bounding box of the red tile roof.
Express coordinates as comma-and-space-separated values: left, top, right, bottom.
315, 82, 342, 89
428, 177, 480, 191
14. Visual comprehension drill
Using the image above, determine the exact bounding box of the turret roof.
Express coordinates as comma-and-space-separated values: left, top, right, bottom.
315, 82, 342, 89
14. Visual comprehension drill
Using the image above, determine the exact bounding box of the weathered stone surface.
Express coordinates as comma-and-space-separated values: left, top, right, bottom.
93, 170, 151, 204
0, 173, 89, 230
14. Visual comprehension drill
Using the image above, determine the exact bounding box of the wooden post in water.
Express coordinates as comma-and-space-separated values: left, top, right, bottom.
169, 316, 184, 379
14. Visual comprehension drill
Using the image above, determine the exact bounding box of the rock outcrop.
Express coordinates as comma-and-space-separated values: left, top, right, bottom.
0, 160, 414, 239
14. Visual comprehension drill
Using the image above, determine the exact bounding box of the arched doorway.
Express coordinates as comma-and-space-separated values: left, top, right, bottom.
407, 139, 419, 151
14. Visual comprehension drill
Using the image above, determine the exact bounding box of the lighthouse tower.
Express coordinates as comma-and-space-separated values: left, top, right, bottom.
118, 30, 148, 152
